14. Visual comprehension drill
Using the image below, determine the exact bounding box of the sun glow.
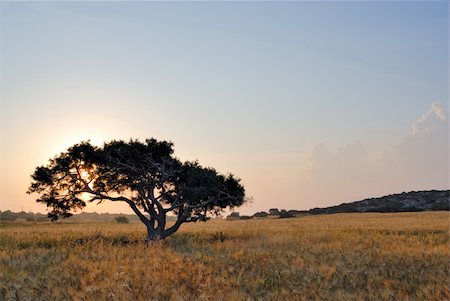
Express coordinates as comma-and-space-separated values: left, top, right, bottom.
50, 131, 106, 156
79, 169, 91, 183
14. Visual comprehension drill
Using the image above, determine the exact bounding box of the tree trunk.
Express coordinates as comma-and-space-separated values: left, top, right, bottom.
144, 211, 184, 241
146, 224, 163, 241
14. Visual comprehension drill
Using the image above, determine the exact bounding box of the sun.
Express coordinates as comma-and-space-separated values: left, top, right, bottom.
79, 169, 91, 182
48, 130, 107, 157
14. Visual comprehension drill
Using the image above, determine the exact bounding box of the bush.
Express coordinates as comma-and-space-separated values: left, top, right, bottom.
115, 216, 129, 224
227, 212, 240, 219
269, 208, 280, 216
253, 211, 268, 218
239, 215, 253, 220
279, 210, 294, 219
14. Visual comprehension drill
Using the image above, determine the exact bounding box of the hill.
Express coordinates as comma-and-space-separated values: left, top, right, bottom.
309, 190, 449, 215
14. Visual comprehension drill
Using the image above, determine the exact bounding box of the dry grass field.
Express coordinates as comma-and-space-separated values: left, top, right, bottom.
0, 212, 449, 300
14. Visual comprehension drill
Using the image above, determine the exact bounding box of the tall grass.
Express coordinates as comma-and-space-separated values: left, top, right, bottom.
0, 212, 448, 300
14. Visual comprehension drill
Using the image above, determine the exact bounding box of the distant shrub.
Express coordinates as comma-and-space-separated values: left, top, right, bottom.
288, 210, 307, 216
239, 215, 253, 220
269, 208, 280, 216
227, 212, 240, 219
279, 210, 294, 218
115, 216, 129, 224
253, 211, 268, 218
26, 216, 35, 222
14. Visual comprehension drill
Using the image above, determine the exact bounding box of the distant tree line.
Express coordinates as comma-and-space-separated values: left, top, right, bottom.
0, 210, 48, 222
0, 210, 142, 223
227, 208, 307, 220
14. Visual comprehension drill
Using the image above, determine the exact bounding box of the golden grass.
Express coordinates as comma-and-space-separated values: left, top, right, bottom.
0, 212, 449, 300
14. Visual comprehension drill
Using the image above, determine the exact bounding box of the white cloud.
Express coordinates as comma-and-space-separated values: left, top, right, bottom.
299, 102, 449, 208
412, 101, 447, 134
393, 102, 448, 189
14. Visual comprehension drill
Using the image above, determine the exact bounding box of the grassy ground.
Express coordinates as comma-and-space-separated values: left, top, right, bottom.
0, 212, 449, 300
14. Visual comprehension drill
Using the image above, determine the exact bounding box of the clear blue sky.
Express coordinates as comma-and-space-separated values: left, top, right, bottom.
0, 1, 448, 214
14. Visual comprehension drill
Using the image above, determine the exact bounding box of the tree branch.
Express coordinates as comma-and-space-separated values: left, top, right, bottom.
76, 170, 149, 224
162, 211, 188, 238
186, 197, 217, 210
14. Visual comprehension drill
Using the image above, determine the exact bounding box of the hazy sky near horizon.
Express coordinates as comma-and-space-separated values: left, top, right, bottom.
0, 1, 448, 215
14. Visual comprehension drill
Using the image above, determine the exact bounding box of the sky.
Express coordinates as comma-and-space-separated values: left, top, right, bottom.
0, 1, 448, 215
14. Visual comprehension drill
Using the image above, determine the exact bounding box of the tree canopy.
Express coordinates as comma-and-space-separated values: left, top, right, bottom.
28, 139, 247, 240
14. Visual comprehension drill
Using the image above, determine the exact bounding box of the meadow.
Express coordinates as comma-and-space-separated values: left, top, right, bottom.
0, 212, 448, 300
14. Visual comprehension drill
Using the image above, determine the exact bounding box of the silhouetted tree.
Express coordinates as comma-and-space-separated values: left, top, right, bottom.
28, 139, 247, 240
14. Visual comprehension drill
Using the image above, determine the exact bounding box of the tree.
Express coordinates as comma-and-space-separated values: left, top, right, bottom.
28, 139, 247, 240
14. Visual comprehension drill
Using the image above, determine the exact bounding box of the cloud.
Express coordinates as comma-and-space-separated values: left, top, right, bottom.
300, 102, 449, 208
412, 101, 447, 134
393, 102, 448, 189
